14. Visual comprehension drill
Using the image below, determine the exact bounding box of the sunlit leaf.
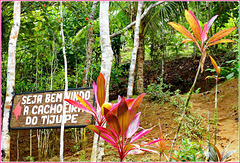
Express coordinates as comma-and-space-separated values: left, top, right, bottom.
76, 94, 96, 113
64, 99, 96, 116
207, 15, 218, 29
185, 10, 202, 41
181, 39, 192, 44
209, 55, 221, 75
208, 39, 236, 46
207, 27, 237, 44
168, 22, 197, 44
101, 103, 111, 115
205, 75, 215, 80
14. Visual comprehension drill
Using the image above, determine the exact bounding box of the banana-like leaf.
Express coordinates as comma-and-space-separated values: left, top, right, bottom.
208, 39, 236, 46
185, 10, 202, 41
117, 97, 129, 135
207, 27, 237, 44
97, 73, 106, 107
168, 22, 197, 44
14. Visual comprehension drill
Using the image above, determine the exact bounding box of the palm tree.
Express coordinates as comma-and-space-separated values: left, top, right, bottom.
135, 1, 187, 94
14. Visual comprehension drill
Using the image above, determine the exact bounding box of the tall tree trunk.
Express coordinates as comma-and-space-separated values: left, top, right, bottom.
82, 1, 98, 86
99, 1, 113, 102
127, 1, 143, 99
91, 2, 114, 162
60, 2, 68, 162
136, 31, 145, 94
1, 2, 21, 162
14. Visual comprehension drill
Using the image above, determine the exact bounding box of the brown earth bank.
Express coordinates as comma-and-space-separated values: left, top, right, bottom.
9, 78, 239, 162
109, 55, 236, 101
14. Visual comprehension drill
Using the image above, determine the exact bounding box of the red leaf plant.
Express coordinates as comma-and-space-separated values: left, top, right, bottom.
142, 118, 172, 161
65, 73, 161, 161
65, 73, 134, 126
168, 9, 236, 73
87, 95, 161, 162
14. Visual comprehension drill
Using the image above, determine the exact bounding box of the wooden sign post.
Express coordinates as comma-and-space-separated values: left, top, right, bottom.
10, 88, 94, 129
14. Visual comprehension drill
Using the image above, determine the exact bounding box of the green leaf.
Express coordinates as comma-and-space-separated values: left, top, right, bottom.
120, 35, 125, 42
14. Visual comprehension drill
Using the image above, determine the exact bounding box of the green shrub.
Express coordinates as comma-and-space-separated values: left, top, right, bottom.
145, 79, 172, 104
173, 139, 205, 162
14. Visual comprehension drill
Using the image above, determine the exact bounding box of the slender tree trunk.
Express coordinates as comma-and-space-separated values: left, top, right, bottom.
99, 1, 114, 101
127, 1, 143, 99
136, 31, 145, 94
90, 2, 114, 162
1, 2, 21, 162
83, 1, 98, 86
60, 2, 68, 162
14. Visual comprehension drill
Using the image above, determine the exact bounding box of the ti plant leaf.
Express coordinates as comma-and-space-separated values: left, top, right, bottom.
168, 9, 236, 73
209, 55, 221, 76
205, 142, 237, 162
87, 93, 161, 162
65, 73, 107, 126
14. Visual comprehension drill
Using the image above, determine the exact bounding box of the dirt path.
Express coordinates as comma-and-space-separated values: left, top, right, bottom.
191, 78, 239, 162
